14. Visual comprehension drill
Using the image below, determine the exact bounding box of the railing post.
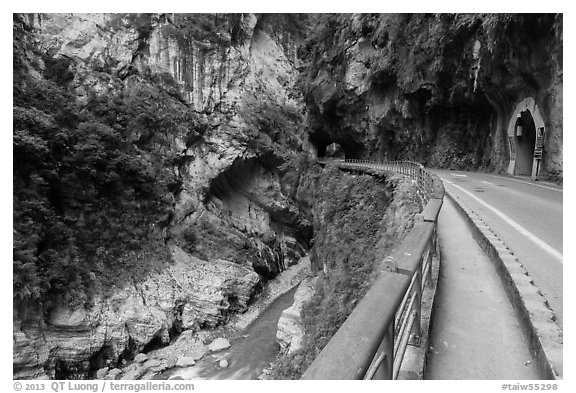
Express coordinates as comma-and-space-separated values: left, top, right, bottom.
427, 238, 433, 285
432, 225, 438, 257
369, 322, 394, 379
410, 268, 422, 346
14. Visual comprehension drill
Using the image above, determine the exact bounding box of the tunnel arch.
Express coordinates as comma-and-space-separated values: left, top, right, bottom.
309, 128, 365, 160
506, 97, 546, 179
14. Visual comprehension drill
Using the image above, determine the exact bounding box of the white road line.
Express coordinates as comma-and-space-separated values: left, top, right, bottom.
486, 174, 562, 192
482, 181, 494, 186
444, 170, 562, 192
443, 178, 563, 264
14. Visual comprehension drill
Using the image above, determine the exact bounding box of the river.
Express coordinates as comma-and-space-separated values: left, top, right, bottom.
161, 285, 298, 380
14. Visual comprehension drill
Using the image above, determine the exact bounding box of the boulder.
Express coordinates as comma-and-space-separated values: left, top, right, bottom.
107, 368, 122, 378
176, 356, 196, 367
149, 364, 167, 373
208, 338, 231, 352
165, 356, 178, 368
142, 359, 161, 370
134, 353, 148, 363
96, 367, 109, 379
189, 346, 209, 360
124, 363, 139, 372
219, 359, 229, 368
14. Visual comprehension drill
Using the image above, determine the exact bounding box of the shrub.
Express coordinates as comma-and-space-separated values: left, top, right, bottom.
12, 27, 188, 307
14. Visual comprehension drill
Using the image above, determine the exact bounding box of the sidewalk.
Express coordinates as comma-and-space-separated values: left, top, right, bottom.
424, 197, 543, 379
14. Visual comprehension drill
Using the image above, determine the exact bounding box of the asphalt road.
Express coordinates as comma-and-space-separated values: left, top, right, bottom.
432, 169, 563, 328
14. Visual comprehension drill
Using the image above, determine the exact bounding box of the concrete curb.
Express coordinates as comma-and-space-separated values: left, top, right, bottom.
445, 188, 563, 380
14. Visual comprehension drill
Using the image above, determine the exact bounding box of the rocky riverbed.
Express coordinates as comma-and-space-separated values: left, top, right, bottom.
91, 256, 312, 381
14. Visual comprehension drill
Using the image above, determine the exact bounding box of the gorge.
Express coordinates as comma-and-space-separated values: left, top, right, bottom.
13, 13, 562, 380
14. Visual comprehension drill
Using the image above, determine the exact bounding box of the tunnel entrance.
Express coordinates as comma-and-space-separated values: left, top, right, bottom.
309, 127, 365, 160
507, 98, 546, 179
514, 111, 536, 176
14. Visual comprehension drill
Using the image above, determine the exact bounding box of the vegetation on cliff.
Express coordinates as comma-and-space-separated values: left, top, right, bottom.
13, 17, 189, 307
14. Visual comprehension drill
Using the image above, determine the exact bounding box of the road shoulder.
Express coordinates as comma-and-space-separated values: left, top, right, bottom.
445, 186, 563, 380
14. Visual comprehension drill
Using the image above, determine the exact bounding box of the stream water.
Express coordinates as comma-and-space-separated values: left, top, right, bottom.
162, 285, 298, 380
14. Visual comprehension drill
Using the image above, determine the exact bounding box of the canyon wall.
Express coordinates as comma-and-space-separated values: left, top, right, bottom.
13, 13, 313, 379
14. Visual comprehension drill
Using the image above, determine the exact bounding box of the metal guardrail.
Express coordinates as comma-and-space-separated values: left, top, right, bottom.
317, 158, 438, 203
302, 157, 444, 380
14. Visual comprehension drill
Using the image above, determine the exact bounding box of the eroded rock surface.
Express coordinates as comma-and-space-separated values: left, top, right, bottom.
276, 277, 318, 354
14, 246, 259, 379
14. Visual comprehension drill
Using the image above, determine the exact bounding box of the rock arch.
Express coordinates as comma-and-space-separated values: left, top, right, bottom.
506, 97, 546, 179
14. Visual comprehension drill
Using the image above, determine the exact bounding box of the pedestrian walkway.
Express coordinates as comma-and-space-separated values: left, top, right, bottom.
425, 197, 543, 379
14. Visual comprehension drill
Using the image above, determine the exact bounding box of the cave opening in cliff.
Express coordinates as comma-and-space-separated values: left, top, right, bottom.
203, 157, 312, 278
513, 110, 537, 177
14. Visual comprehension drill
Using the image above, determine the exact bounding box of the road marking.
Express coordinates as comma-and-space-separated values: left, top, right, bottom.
451, 174, 468, 177
482, 181, 494, 186
443, 178, 563, 264
485, 174, 562, 192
